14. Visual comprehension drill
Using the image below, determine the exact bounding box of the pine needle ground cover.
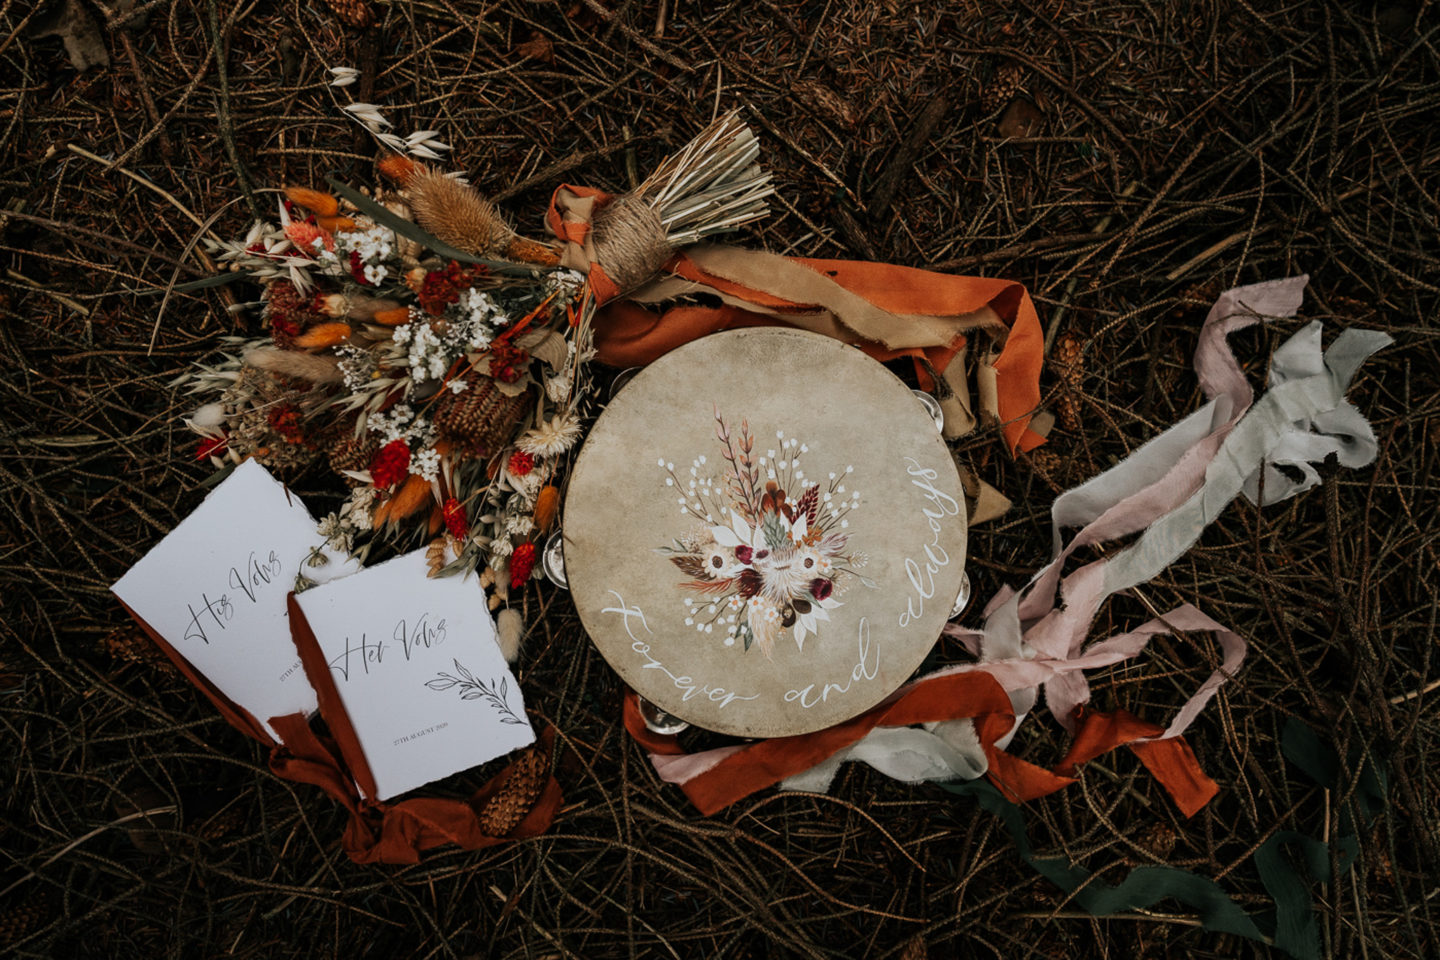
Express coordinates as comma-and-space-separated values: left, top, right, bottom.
2, 2, 1435, 957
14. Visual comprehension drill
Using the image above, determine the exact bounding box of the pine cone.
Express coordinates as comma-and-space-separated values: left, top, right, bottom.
101, 625, 176, 674
196, 805, 247, 842
433, 379, 535, 461
1051, 332, 1085, 433
476, 744, 549, 837
327, 429, 380, 482
320, 0, 374, 28
981, 60, 1024, 113
0, 890, 51, 947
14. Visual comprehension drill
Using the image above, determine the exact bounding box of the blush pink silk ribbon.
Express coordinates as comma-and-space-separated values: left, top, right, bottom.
630, 276, 1390, 813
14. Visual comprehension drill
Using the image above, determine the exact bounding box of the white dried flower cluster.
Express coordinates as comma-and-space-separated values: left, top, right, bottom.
333, 226, 393, 285
410, 447, 442, 482
391, 322, 449, 383
336, 343, 376, 391
365, 404, 433, 446
316, 513, 353, 554
317, 486, 377, 553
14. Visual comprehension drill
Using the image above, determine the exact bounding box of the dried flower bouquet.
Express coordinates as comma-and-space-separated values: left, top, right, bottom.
177, 100, 772, 598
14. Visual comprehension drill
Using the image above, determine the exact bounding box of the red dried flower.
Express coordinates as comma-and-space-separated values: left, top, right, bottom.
507, 450, 534, 477
370, 439, 411, 488
487, 342, 529, 383
442, 497, 468, 539
266, 404, 305, 443
417, 261, 490, 316
349, 250, 369, 285
195, 435, 228, 461
809, 578, 834, 601
509, 541, 537, 590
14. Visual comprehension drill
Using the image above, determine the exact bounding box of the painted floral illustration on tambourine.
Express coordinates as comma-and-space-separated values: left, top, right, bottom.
657, 407, 874, 658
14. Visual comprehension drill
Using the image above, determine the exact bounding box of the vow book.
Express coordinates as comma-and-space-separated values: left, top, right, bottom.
110, 460, 345, 740
289, 550, 535, 801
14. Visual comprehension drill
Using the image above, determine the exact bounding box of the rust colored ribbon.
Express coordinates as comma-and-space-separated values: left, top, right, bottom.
624, 683, 1217, 818
546, 185, 1047, 453
116, 597, 563, 864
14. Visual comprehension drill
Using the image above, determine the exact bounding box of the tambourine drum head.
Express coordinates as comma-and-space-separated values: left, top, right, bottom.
564, 328, 968, 738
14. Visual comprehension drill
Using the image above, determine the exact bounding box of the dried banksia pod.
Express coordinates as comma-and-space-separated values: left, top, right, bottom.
476, 743, 548, 836
320, 0, 374, 28
433, 380, 535, 460
1051, 332, 1084, 433
326, 430, 379, 479
981, 60, 1024, 113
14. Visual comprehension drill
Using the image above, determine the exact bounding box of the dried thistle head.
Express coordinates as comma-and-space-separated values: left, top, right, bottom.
407, 168, 515, 257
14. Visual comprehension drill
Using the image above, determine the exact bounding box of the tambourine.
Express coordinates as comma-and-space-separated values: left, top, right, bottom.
563, 328, 968, 738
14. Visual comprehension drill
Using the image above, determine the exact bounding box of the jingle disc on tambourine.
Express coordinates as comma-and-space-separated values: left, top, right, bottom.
564, 328, 968, 738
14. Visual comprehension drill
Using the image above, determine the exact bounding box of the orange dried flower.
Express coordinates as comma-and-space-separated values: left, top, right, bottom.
284, 187, 340, 218
293, 322, 352, 349
315, 214, 357, 233
378, 154, 422, 185
532, 485, 559, 533
371, 307, 412, 326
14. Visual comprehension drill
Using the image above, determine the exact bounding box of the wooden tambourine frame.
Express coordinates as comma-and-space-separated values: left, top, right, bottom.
564, 328, 968, 738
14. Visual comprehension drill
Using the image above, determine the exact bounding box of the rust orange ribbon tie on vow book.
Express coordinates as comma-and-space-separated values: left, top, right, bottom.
546, 184, 1048, 454
116, 595, 563, 865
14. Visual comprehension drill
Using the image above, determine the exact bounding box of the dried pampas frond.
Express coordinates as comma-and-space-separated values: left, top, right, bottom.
495, 607, 524, 663
242, 346, 344, 384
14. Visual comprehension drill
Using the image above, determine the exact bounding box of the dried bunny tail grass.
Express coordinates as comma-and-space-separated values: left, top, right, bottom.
242, 346, 344, 384
292, 323, 354, 349
495, 607, 524, 663
407, 168, 515, 257
283, 186, 340, 217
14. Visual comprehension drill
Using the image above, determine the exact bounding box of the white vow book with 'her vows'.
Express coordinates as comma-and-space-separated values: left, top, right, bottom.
110, 460, 343, 740
289, 550, 534, 801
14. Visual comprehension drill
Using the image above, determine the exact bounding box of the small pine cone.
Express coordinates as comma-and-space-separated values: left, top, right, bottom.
900, 935, 928, 960
981, 60, 1024, 113
1026, 447, 1067, 492
102, 625, 176, 674
327, 429, 380, 482
433, 380, 535, 461
1051, 333, 1085, 433
476, 744, 549, 837
0, 890, 51, 947
320, 0, 374, 28
196, 805, 247, 842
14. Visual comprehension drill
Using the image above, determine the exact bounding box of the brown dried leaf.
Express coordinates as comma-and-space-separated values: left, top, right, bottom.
515, 32, 555, 63
998, 98, 1044, 141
